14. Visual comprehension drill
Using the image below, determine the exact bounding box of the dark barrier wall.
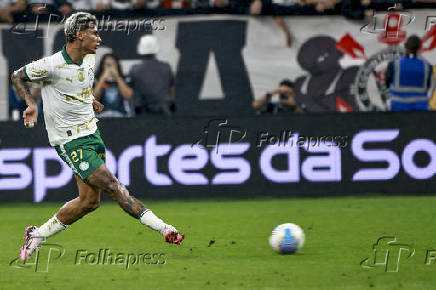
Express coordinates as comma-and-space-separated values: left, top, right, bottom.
1, 112, 435, 203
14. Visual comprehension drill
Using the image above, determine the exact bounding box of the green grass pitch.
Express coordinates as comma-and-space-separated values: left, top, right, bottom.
1, 196, 436, 290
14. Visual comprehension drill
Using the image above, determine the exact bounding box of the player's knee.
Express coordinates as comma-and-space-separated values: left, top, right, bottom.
89, 199, 100, 210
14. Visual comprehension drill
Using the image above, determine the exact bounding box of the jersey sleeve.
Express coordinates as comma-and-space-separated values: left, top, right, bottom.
24, 57, 52, 82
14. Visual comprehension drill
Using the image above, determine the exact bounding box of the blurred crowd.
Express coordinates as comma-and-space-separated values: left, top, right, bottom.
0, 0, 435, 23
6, 1, 436, 119
10, 34, 175, 120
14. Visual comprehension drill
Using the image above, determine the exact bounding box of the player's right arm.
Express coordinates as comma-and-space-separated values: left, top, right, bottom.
11, 58, 52, 127
11, 67, 38, 127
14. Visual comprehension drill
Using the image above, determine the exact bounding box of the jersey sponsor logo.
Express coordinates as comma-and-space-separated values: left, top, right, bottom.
65, 88, 93, 102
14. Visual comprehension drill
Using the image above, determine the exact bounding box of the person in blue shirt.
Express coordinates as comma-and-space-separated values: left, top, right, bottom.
93, 53, 133, 117
385, 35, 434, 111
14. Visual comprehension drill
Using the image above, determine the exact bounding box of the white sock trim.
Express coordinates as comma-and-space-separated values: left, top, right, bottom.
139, 210, 168, 235
139, 209, 151, 220
33, 215, 67, 238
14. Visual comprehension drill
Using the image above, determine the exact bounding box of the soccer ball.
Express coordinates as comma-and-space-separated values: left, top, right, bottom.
269, 223, 305, 254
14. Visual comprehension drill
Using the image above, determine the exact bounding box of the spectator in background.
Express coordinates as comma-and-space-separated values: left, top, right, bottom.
160, 0, 192, 8
93, 53, 134, 117
252, 0, 341, 14
0, 0, 26, 23
252, 79, 304, 114
341, 0, 376, 20
67, 0, 111, 11
274, 17, 292, 47
194, 0, 250, 13
194, 0, 230, 9
111, 0, 155, 9
311, 0, 341, 13
143, 0, 160, 9
210, 0, 230, 8
249, 0, 293, 47
250, 0, 271, 14
385, 35, 434, 111
130, 35, 175, 116
28, 0, 72, 17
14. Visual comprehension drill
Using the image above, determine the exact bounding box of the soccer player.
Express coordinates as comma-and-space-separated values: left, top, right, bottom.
11, 12, 184, 261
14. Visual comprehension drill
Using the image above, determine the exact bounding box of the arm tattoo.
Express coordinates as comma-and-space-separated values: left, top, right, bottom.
11, 68, 33, 105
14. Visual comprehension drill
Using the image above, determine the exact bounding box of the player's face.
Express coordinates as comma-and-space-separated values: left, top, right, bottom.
82, 22, 101, 54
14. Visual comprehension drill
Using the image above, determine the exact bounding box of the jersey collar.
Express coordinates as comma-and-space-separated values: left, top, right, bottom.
62, 45, 83, 66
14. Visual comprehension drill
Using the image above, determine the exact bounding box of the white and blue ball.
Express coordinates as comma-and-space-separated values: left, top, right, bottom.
269, 223, 305, 254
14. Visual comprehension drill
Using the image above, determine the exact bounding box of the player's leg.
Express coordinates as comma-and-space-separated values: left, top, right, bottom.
20, 133, 104, 261
56, 175, 101, 225
19, 176, 101, 261
86, 164, 184, 244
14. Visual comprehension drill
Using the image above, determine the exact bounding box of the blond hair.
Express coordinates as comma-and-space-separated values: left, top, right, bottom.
64, 12, 97, 43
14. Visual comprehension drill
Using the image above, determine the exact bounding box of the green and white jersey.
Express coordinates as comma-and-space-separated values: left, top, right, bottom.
24, 46, 98, 146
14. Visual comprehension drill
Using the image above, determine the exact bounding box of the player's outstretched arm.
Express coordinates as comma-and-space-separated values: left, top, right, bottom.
11, 67, 38, 127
